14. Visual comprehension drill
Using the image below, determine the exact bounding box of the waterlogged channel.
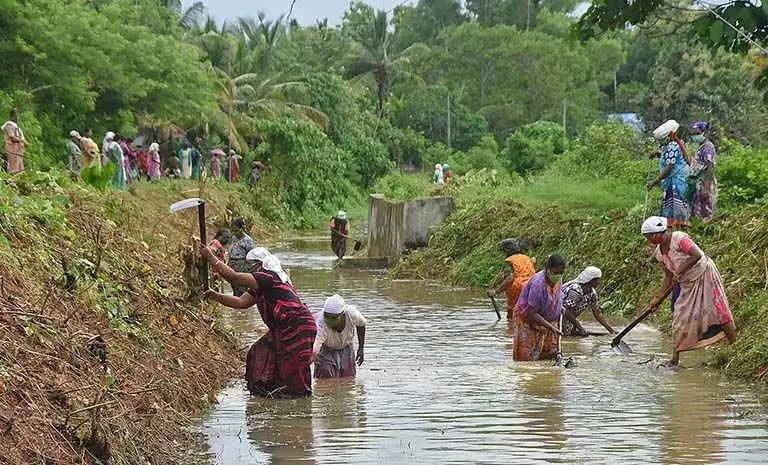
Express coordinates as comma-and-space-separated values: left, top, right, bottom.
203, 239, 768, 464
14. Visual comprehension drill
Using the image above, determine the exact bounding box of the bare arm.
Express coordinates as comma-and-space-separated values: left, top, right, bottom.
200, 243, 259, 290
356, 326, 366, 366
492, 273, 514, 297
563, 310, 585, 335
652, 267, 675, 309
207, 291, 256, 309
525, 312, 563, 336
648, 164, 674, 189
592, 309, 616, 334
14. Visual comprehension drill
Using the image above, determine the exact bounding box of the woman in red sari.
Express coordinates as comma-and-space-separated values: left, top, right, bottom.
200, 245, 317, 397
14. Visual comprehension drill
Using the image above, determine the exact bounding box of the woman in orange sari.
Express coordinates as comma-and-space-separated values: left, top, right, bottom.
488, 238, 536, 319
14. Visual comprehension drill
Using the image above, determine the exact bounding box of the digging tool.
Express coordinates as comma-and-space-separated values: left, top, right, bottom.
554, 314, 564, 366
170, 198, 209, 290
644, 155, 655, 218
334, 230, 363, 252
489, 295, 502, 321
611, 284, 675, 354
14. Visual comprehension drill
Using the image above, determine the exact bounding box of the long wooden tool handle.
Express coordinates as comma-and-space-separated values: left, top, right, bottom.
490, 295, 502, 320
611, 284, 675, 347
198, 202, 209, 291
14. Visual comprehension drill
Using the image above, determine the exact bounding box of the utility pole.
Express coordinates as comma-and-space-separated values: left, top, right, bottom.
446, 94, 452, 150
614, 71, 618, 111
562, 98, 567, 132
527, 0, 531, 32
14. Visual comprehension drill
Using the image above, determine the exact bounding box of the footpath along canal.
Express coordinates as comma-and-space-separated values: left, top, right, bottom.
203, 238, 768, 465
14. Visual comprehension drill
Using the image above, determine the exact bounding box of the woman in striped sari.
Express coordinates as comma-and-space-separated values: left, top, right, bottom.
200, 245, 317, 397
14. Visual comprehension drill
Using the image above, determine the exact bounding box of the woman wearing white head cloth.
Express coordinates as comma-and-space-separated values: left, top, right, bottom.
199, 243, 317, 397
102, 131, 126, 189
330, 210, 350, 259
313, 294, 367, 378
647, 119, 691, 229
561, 266, 615, 337
640, 216, 736, 366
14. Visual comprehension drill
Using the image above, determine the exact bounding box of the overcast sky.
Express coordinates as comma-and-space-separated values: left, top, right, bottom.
186, 0, 411, 25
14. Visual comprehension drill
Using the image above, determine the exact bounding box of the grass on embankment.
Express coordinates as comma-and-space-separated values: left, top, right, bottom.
0, 173, 269, 464
389, 145, 768, 382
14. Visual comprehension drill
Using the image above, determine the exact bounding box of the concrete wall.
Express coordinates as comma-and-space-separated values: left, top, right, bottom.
366, 194, 454, 263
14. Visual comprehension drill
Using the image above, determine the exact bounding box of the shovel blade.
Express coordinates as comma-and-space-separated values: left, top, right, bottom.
611, 340, 633, 355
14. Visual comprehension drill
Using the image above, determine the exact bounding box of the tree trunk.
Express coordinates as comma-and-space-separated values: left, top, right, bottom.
377, 67, 389, 116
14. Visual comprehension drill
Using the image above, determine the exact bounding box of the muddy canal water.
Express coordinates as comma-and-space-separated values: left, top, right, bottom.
203, 239, 768, 464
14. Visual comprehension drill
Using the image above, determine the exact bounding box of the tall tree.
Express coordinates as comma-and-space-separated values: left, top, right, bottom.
343, 4, 425, 114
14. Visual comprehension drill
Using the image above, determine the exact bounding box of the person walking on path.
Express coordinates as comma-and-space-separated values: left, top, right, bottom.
200, 245, 316, 397
66, 130, 83, 176
561, 266, 615, 336
488, 238, 536, 320
2, 109, 26, 174
648, 120, 690, 229
312, 294, 367, 379
641, 216, 736, 366
148, 142, 162, 180
80, 128, 100, 168
511, 254, 566, 361
102, 132, 126, 189
178, 141, 193, 179
688, 121, 718, 223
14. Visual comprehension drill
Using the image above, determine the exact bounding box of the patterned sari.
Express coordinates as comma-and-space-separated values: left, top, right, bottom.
659, 140, 690, 228
245, 270, 317, 397
512, 271, 562, 361
655, 232, 734, 352
689, 140, 717, 222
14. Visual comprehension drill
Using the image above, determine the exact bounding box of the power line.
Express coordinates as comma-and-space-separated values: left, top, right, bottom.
695, 1, 768, 55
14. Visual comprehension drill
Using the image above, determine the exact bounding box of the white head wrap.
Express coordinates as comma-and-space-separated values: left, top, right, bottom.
323, 294, 346, 315
245, 247, 291, 284
149, 142, 159, 152
337, 210, 347, 220
653, 120, 680, 140
435, 163, 442, 170
103, 131, 115, 154
575, 266, 602, 284
641, 216, 668, 234
69, 130, 81, 139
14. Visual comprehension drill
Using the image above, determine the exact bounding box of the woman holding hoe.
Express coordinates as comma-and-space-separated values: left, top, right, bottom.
511, 254, 566, 361
488, 238, 536, 320
641, 216, 736, 366
200, 245, 316, 397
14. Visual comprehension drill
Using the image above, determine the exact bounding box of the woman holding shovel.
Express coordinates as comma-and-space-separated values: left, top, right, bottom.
511, 254, 566, 361
641, 216, 736, 366
330, 210, 350, 259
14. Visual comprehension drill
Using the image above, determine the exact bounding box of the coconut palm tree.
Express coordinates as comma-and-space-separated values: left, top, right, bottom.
345, 8, 426, 115
191, 22, 328, 152
163, 0, 206, 29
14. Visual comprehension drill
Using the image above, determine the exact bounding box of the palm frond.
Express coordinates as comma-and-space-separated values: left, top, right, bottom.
179, 2, 205, 29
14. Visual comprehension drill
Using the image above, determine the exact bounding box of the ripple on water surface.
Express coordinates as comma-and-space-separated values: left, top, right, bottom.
203, 242, 768, 465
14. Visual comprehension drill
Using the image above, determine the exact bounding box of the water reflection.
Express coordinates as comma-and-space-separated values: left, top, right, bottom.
203, 239, 768, 465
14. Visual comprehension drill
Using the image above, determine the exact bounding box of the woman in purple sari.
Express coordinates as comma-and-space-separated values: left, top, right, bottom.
511, 254, 565, 361
200, 245, 316, 397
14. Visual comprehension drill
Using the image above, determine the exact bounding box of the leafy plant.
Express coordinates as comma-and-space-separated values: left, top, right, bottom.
81, 163, 117, 191
502, 121, 568, 174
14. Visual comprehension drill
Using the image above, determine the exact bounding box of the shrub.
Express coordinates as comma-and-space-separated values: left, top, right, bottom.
718, 139, 768, 204
502, 121, 568, 174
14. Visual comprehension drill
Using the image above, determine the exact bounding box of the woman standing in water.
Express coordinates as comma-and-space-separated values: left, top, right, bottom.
688, 121, 718, 223
648, 120, 690, 229
330, 211, 350, 259
488, 238, 536, 320
641, 216, 736, 366
511, 254, 565, 361
313, 294, 367, 379
200, 245, 316, 397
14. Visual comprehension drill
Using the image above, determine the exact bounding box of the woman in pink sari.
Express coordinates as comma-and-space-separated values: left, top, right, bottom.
210, 149, 223, 179
641, 216, 736, 366
147, 143, 161, 180
2, 110, 26, 174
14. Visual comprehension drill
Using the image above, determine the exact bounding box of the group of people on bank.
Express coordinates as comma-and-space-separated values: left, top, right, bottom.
649, 119, 719, 227
490, 215, 736, 367
199, 217, 366, 398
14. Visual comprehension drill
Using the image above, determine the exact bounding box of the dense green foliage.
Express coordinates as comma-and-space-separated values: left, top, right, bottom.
3, 0, 768, 225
